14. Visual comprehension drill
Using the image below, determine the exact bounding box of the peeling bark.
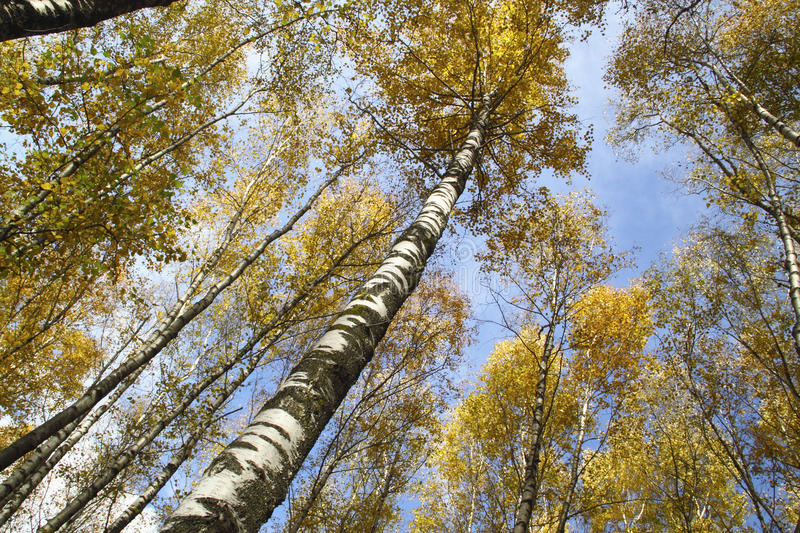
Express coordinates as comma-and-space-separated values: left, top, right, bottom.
160, 97, 493, 533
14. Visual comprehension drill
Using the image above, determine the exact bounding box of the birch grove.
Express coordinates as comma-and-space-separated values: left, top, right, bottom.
1, 0, 799, 531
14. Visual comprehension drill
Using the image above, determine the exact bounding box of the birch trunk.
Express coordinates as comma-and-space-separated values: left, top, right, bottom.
0, 173, 339, 472
366, 447, 402, 533
737, 127, 800, 363
0, 0, 176, 41
700, 60, 800, 148
512, 329, 553, 533
105, 251, 360, 533
160, 97, 493, 533
39, 332, 283, 533
554, 390, 590, 533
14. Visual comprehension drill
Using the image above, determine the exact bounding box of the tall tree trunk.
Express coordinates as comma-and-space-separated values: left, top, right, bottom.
283, 456, 337, 533
160, 96, 493, 533
0, 0, 177, 42
736, 126, 800, 365
555, 389, 590, 533
0, 367, 145, 526
512, 328, 554, 533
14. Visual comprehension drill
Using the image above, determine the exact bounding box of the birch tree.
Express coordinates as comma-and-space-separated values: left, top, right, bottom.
413, 331, 564, 532
0, 167, 403, 531
0, 0, 181, 42
642, 224, 800, 530
162, 0, 601, 530
607, 0, 800, 360
282, 274, 470, 532
477, 191, 632, 532
413, 280, 651, 533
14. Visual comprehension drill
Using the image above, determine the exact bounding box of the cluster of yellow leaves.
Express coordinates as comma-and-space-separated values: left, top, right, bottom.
582, 360, 750, 532
0, 0, 255, 427
567, 284, 653, 401
413, 331, 556, 532
346, 0, 599, 226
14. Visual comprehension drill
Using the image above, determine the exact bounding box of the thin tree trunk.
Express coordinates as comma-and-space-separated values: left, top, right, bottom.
736, 126, 800, 360
0, 367, 145, 526
39, 335, 280, 533
0, 0, 176, 42
466, 447, 478, 533
555, 390, 590, 533
105, 427, 202, 533
0, 172, 340, 472
699, 60, 800, 148
160, 95, 493, 533
106, 247, 365, 533
512, 329, 553, 533
366, 446, 402, 533
283, 457, 338, 533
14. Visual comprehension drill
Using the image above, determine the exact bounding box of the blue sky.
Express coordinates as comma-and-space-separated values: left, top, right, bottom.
455, 10, 705, 373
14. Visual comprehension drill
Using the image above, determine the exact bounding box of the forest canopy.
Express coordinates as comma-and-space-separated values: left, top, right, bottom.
0, 0, 797, 531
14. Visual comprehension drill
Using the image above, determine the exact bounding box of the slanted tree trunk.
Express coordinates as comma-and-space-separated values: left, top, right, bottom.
737, 127, 800, 361
697, 60, 800, 148
0, 172, 340, 472
0, 0, 177, 42
283, 456, 337, 533
512, 329, 554, 533
0, 367, 145, 527
160, 95, 494, 533
366, 446, 402, 533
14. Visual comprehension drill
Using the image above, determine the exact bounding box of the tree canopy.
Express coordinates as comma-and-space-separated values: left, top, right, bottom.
0, 0, 798, 532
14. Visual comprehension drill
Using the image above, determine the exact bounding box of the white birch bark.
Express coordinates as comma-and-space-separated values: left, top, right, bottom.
159, 97, 493, 533
0, 367, 145, 526
699, 60, 800, 148
0, 0, 175, 41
